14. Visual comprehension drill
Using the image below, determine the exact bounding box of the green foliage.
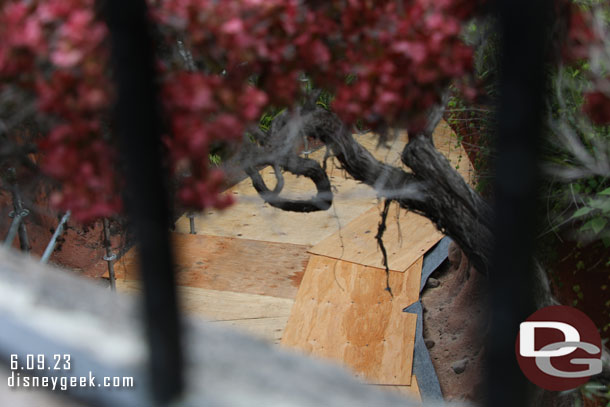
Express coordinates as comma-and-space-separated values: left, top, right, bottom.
258, 107, 286, 132
570, 185, 610, 246
544, 62, 610, 252
577, 380, 610, 407
316, 90, 334, 110
455, 10, 609, 283
445, 91, 494, 195
209, 153, 222, 166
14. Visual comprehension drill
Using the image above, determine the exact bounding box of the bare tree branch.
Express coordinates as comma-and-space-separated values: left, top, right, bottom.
242, 102, 494, 273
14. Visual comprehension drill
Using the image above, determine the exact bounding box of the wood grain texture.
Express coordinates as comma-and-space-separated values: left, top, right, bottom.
281, 255, 422, 385
106, 233, 310, 299
116, 280, 294, 320
116, 280, 293, 344
309, 202, 443, 272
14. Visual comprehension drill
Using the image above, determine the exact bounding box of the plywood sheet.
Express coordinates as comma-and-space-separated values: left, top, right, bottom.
116, 280, 293, 344
281, 255, 422, 385
174, 170, 376, 246
309, 202, 443, 272
107, 233, 310, 299
116, 280, 294, 320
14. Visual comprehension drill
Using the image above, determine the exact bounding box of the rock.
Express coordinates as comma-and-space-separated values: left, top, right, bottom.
425, 339, 435, 349
427, 278, 440, 288
451, 358, 468, 375
448, 242, 462, 267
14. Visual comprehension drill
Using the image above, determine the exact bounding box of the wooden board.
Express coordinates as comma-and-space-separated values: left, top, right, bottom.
174, 133, 410, 246
281, 255, 422, 385
372, 375, 421, 402
309, 202, 443, 272
116, 280, 294, 320
174, 170, 376, 246
116, 280, 293, 344
106, 233, 310, 299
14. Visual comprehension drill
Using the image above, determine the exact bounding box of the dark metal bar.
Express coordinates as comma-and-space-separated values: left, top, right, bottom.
40, 211, 71, 264
103, 0, 183, 404
102, 218, 117, 291
487, 0, 553, 405
188, 213, 196, 235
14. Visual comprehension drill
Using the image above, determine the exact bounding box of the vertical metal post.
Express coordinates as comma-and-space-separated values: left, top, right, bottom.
487, 1, 552, 406
302, 135, 311, 158
187, 213, 196, 235
104, 0, 183, 404
103, 218, 117, 291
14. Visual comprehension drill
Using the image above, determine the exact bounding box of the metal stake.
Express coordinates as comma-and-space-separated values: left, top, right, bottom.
40, 211, 71, 264
5, 168, 30, 253
4, 208, 29, 248
188, 213, 196, 234
103, 218, 117, 291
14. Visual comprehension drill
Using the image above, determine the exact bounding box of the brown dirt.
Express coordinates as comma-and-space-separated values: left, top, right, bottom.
421, 242, 488, 403
0, 190, 124, 279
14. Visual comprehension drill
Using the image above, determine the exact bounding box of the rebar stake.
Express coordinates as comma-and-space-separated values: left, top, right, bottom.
103, 218, 117, 291
40, 211, 71, 264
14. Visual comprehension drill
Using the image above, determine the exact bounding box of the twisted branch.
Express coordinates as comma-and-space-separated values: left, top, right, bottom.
241, 101, 493, 273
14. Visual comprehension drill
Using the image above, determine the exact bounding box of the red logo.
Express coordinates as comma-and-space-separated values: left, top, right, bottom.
515, 305, 602, 391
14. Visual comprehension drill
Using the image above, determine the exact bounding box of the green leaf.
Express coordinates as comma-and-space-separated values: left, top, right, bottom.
573, 207, 593, 218
599, 187, 610, 196
587, 217, 608, 235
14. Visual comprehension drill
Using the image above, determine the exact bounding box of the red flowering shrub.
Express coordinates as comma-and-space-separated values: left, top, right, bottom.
1, 0, 604, 222
561, 3, 609, 127
0, 0, 118, 221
